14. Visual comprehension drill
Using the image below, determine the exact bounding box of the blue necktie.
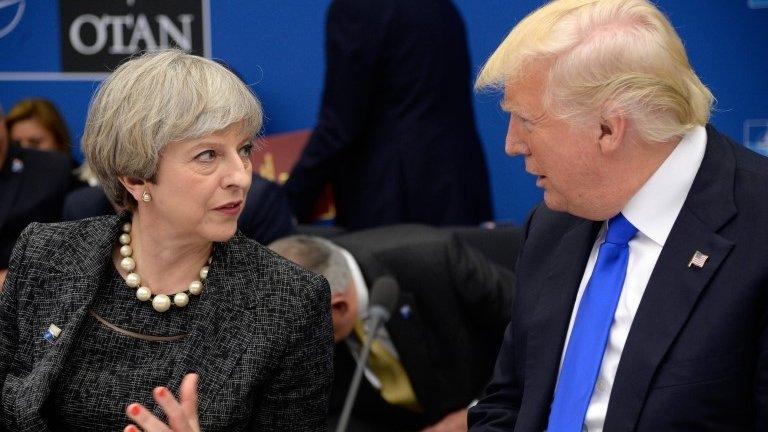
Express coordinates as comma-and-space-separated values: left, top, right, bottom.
547, 213, 638, 432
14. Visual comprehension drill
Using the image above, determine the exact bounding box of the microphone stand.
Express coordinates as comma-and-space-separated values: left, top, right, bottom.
334, 313, 386, 432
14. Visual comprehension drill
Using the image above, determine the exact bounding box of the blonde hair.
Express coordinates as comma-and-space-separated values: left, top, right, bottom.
476, 0, 713, 144
82, 49, 263, 209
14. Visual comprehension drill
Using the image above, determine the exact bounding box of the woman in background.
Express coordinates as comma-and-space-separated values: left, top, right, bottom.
5, 98, 71, 155
0, 50, 333, 431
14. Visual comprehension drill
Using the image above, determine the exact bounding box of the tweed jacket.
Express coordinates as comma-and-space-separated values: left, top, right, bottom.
0, 215, 333, 431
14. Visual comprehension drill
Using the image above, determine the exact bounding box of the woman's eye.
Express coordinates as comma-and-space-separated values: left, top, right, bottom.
195, 150, 216, 162
239, 143, 254, 158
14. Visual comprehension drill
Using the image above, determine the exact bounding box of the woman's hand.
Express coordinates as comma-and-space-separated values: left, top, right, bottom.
124, 373, 201, 432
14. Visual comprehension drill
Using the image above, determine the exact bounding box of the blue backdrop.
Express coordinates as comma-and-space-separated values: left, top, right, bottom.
1, 0, 766, 224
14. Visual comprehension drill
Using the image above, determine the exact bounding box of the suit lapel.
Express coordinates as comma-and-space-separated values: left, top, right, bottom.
164, 236, 265, 417
604, 125, 738, 430
520, 219, 600, 427
15, 217, 117, 431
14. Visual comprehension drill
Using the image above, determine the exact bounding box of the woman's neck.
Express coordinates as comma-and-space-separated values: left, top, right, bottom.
114, 212, 212, 296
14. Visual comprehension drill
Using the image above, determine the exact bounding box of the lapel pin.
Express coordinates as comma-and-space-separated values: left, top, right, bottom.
43, 324, 62, 343
687, 250, 709, 268
11, 158, 24, 174
399, 304, 412, 319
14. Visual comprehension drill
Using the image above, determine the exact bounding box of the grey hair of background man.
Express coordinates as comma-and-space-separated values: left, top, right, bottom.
268, 235, 351, 295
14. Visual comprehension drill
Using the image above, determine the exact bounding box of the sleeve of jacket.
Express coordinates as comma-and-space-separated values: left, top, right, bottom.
251, 274, 334, 431
239, 177, 296, 245
467, 206, 541, 431
0, 224, 35, 432
283, 0, 387, 221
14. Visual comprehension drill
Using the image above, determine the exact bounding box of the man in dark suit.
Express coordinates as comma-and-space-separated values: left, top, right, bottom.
468, 0, 768, 430
0, 109, 73, 285
284, 0, 492, 230
62, 174, 296, 245
269, 225, 517, 431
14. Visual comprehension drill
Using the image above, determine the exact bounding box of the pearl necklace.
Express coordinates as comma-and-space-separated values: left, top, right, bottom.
118, 222, 210, 313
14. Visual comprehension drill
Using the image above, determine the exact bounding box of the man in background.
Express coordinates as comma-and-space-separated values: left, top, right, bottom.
270, 225, 517, 431
284, 0, 491, 229
469, 0, 768, 430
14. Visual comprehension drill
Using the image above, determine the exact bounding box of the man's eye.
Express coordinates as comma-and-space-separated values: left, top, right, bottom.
195, 150, 216, 162
239, 143, 254, 158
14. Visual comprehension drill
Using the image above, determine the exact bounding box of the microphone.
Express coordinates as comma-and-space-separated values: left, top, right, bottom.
335, 276, 400, 432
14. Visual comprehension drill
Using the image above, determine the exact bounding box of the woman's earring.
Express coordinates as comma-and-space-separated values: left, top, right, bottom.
141, 191, 152, 202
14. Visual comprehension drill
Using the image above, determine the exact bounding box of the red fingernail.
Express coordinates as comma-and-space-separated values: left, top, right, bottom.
157, 387, 168, 397
127, 426, 138, 432
129, 404, 141, 416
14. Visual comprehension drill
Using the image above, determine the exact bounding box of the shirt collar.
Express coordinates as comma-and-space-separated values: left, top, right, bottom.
338, 246, 369, 317
622, 125, 707, 246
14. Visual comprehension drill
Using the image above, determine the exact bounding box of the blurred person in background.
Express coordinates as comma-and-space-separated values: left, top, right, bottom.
270, 227, 515, 432
284, 0, 492, 230
0, 50, 332, 431
0, 104, 73, 287
6, 98, 71, 155
6, 98, 97, 185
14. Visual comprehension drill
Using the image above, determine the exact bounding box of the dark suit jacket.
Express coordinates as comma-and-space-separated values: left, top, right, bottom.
0, 144, 73, 269
469, 125, 768, 431
0, 215, 333, 431
62, 174, 296, 245
330, 225, 517, 430
284, 0, 492, 229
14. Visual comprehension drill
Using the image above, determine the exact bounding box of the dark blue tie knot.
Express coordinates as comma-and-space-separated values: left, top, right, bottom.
605, 213, 638, 245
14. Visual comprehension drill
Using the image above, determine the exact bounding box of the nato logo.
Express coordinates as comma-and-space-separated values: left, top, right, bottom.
749, 0, 768, 8
0, 0, 25, 39
744, 120, 768, 157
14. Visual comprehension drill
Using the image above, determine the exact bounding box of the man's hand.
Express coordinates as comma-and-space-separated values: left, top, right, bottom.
420, 408, 468, 432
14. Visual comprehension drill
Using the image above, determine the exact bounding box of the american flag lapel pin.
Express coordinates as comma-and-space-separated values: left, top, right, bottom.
687, 250, 709, 268
43, 324, 62, 343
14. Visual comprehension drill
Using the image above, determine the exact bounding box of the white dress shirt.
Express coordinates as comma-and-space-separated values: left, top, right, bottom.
557, 125, 707, 431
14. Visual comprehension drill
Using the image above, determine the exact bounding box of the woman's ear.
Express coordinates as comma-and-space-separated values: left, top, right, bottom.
118, 176, 147, 203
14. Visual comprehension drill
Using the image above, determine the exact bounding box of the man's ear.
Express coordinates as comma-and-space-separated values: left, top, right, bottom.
118, 176, 147, 203
597, 112, 628, 155
331, 293, 349, 317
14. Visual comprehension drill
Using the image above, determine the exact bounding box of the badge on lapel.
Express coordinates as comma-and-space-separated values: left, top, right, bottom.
399, 304, 412, 319
687, 250, 709, 269
43, 324, 62, 343
11, 158, 24, 174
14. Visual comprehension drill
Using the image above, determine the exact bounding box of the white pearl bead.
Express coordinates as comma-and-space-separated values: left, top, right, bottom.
152, 294, 171, 312
173, 292, 190, 307
125, 272, 141, 288
188, 280, 203, 295
119, 233, 131, 245
123, 223, 132, 233
136, 286, 152, 301
199, 266, 209, 280
120, 245, 133, 257
120, 257, 136, 272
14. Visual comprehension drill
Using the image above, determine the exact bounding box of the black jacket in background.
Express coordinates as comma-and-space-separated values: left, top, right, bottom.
329, 225, 516, 430
285, 0, 492, 229
0, 144, 72, 269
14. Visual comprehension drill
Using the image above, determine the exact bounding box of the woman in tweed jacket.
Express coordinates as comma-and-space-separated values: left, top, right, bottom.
0, 50, 333, 432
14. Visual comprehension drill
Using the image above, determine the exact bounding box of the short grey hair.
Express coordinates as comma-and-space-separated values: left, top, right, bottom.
268, 235, 351, 294
81, 49, 263, 210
